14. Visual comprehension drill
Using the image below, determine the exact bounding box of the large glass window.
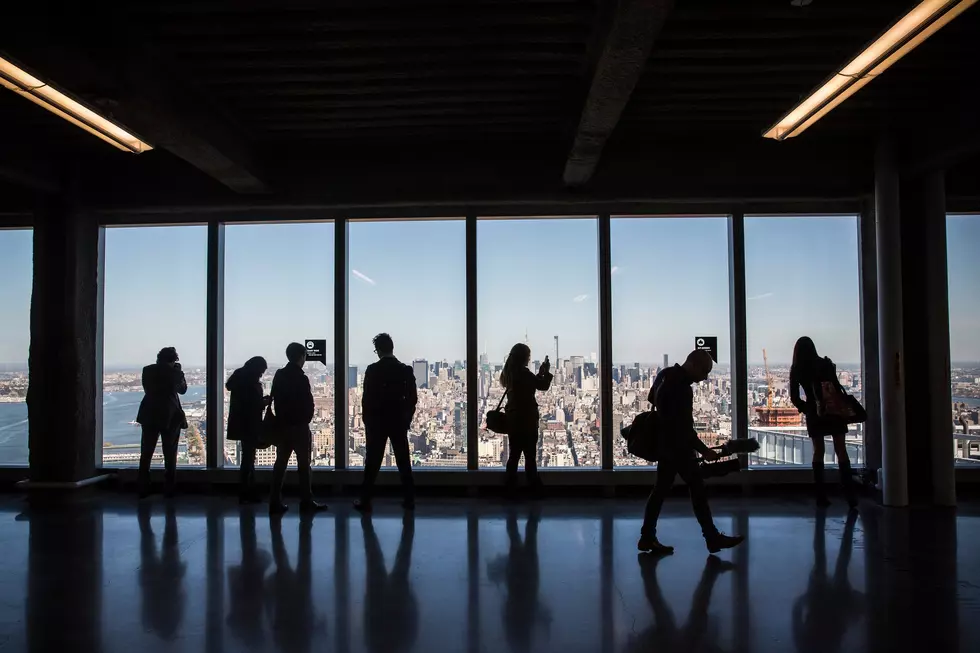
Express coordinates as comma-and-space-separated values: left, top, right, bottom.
744, 216, 863, 467
347, 219, 466, 468
610, 216, 733, 467
102, 226, 207, 467
0, 229, 32, 465
223, 222, 334, 468
947, 214, 980, 465
477, 217, 600, 468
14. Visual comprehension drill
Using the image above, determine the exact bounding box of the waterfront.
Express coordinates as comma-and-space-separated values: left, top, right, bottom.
0, 386, 206, 464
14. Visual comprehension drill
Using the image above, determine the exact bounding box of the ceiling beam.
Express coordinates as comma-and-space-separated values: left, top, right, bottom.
564, 0, 675, 187
1, 24, 269, 194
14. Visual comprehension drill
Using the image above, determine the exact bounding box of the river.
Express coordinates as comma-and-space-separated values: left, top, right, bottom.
0, 386, 206, 464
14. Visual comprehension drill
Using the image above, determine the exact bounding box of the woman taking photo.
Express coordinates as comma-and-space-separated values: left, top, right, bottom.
226, 356, 270, 504
499, 343, 553, 492
790, 337, 857, 509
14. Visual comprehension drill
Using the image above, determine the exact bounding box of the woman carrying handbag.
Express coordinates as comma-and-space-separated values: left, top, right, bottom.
790, 337, 861, 510
498, 344, 553, 495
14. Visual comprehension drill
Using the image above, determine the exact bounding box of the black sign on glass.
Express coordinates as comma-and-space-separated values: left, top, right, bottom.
304, 339, 327, 365
695, 336, 718, 363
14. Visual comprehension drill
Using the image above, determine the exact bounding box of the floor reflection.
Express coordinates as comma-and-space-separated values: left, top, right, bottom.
361, 512, 418, 653
138, 501, 186, 641
793, 511, 863, 653
486, 508, 551, 653
3, 497, 978, 653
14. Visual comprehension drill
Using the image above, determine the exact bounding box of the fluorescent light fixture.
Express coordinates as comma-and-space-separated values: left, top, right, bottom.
0, 54, 152, 153
764, 0, 977, 140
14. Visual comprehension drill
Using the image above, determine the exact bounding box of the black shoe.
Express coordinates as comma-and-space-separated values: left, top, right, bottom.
637, 534, 674, 555
705, 532, 744, 554
269, 502, 289, 515
299, 500, 328, 513
353, 500, 372, 514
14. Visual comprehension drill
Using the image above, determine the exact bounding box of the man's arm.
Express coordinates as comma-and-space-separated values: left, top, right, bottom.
362, 366, 376, 422
302, 375, 315, 424
656, 381, 710, 455
174, 368, 188, 395
405, 368, 418, 415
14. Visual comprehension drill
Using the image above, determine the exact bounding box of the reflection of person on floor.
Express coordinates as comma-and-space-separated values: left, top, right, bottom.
487, 508, 551, 653
138, 502, 186, 640
362, 512, 419, 653
265, 513, 326, 653
227, 509, 271, 650
792, 511, 863, 653
628, 554, 732, 653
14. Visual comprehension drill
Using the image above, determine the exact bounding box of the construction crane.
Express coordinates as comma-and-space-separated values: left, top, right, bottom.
763, 348, 774, 409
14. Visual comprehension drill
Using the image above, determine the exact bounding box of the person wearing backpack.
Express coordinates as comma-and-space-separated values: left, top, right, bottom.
355, 333, 419, 512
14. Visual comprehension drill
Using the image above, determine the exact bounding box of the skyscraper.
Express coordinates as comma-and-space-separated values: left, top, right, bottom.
453, 403, 466, 451
348, 366, 358, 389
663, 354, 669, 370
413, 359, 428, 389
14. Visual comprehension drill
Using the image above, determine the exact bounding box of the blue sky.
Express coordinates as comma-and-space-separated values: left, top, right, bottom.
2, 215, 976, 370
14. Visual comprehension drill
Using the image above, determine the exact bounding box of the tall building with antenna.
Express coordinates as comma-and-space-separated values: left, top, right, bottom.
554, 335, 559, 366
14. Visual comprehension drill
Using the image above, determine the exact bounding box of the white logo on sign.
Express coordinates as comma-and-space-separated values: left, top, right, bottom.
697, 338, 705, 347
306, 341, 314, 349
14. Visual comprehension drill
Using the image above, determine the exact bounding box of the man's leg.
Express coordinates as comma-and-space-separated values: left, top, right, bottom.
674, 456, 719, 539
270, 440, 295, 508
359, 428, 386, 506
641, 456, 677, 539
161, 427, 180, 494
294, 427, 313, 503
390, 428, 415, 505
138, 426, 159, 494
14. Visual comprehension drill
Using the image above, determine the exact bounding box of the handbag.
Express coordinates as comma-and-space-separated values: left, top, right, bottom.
258, 404, 280, 449
622, 411, 660, 463
486, 391, 509, 434
815, 380, 867, 424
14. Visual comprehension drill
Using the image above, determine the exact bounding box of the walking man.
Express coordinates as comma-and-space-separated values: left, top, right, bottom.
639, 349, 744, 554
355, 333, 418, 512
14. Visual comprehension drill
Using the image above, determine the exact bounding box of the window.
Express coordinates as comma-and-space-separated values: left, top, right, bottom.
347, 219, 466, 468
610, 217, 732, 467
0, 229, 32, 465
102, 226, 207, 467
477, 217, 600, 468
744, 216, 863, 467
223, 222, 334, 468
947, 214, 980, 465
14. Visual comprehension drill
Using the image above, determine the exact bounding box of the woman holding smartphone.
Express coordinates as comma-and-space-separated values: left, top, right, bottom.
499, 344, 553, 493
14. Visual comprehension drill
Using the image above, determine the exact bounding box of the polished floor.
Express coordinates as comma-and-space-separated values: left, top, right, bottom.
0, 494, 978, 653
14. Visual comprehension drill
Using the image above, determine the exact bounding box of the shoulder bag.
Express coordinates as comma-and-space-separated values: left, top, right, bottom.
486, 391, 509, 434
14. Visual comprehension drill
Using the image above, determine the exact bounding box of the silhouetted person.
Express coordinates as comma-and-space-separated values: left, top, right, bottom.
227, 356, 271, 504
269, 343, 326, 514
265, 513, 326, 653
361, 512, 419, 653
639, 350, 743, 554
138, 501, 186, 641
355, 333, 419, 513
628, 554, 733, 653
792, 511, 863, 653
487, 508, 551, 653
499, 344, 552, 492
226, 509, 271, 650
136, 346, 187, 498
790, 336, 858, 508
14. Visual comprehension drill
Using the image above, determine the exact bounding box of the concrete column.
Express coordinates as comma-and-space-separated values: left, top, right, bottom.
26, 195, 100, 483
858, 199, 882, 476
901, 171, 955, 505
874, 140, 909, 506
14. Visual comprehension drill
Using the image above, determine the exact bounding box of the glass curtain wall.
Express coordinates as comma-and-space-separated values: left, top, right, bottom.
223, 222, 335, 468
0, 228, 32, 465
102, 226, 208, 467
744, 216, 863, 467
610, 216, 733, 467
476, 217, 601, 469
347, 219, 466, 468
946, 214, 980, 465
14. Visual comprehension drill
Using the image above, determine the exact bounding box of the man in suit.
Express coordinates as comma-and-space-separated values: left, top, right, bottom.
355, 333, 418, 512
136, 346, 187, 498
